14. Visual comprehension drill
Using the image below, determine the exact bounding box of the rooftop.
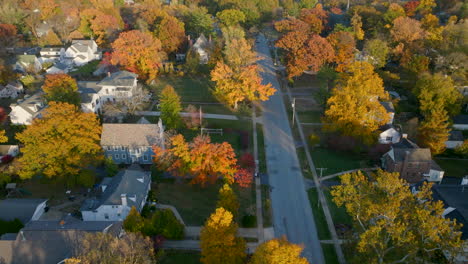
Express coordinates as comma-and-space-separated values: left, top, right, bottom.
0, 199, 47, 224
432, 184, 468, 239
453, 115, 468, 125
81, 166, 151, 211
448, 130, 464, 141
97, 71, 138, 87
11, 92, 44, 116
393, 148, 431, 162
101, 123, 163, 147
380, 101, 395, 113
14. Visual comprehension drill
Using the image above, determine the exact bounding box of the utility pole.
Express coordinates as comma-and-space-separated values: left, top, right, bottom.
199, 105, 203, 134
291, 97, 296, 126
317, 168, 327, 178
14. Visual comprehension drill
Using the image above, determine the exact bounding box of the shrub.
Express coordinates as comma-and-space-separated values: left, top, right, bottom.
239, 153, 255, 170
123, 206, 145, 233
308, 133, 320, 147
104, 157, 118, 177
144, 209, 185, 239
77, 169, 95, 188
0, 218, 23, 236
20, 75, 35, 87
241, 214, 257, 228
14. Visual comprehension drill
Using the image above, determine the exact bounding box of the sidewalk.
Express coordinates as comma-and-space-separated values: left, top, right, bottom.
161, 240, 259, 253
136, 111, 238, 120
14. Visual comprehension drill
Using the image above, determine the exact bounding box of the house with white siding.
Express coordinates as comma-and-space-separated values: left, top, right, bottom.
9, 93, 45, 125
100, 121, 165, 165
0, 82, 23, 98
81, 165, 151, 221
378, 125, 401, 144
64, 39, 101, 66
78, 71, 138, 113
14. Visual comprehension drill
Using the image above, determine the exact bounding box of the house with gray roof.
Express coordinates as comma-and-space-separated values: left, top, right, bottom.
445, 130, 465, 149
101, 121, 164, 164
382, 137, 444, 183
0, 199, 47, 224
14, 55, 41, 73
453, 115, 468, 130
0, 82, 23, 99
64, 39, 101, 66
39, 47, 65, 63
77, 71, 139, 113
9, 92, 45, 125
380, 101, 395, 124
81, 165, 151, 221
45, 61, 71, 75
192, 34, 212, 64
0, 216, 121, 264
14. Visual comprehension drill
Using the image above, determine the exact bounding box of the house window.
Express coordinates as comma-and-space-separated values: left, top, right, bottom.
115, 154, 120, 159
106, 89, 109, 94
136, 148, 141, 154
122, 154, 127, 159
104, 214, 109, 219
121, 146, 125, 151
107, 146, 111, 151
129, 149, 135, 154
386, 136, 392, 141
143, 155, 148, 161
113, 146, 119, 150
117, 213, 121, 217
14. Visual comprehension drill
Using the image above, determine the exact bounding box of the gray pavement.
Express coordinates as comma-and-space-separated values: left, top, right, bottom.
136, 111, 238, 120
256, 33, 325, 264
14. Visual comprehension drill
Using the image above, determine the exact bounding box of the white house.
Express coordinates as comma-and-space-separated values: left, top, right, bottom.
81, 166, 151, 221
77, 71, 138, 113
64, 39, 101, 66
9, 93, 45, 125
453, 115, 468, 130
39, 47, 65, 63
193, 34, 211, 64
0, 199, 48, 224
0, 82, 23, 98
45, 61, 71, 74
378, 125, 401, 144
14, 55, 42, 73
100, 121, 165, 165
446, 130, 464, 149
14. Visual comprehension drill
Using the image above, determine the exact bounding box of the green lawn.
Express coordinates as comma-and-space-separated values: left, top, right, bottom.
434, 158, 468, 177
310, 148, 371, 176
257, 124, 266, 174
308, 188, 331, 240
159, 250, 201, 264
69, 60, 100, 76
261, 185, 272, 227
298, 110, 323, 123
155, 180, 255, 226
151, 76, 216, 103
322, 244, 339, 264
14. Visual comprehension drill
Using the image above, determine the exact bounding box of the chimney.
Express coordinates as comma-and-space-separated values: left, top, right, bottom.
402, 134, 408, 139
59, 220, 65, 228
121, 194, 127, 207
187, 35, 191, 41
107, 71, 111, 77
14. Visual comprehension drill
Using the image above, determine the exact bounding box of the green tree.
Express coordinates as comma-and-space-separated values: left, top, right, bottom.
145, 209, 185, 239
42, 74, 80, 106
77, 169, 95, 188
183, 6, 214, 36
16, 102, 103, 182
159, 85, 182, 129
217, 9, 246, 27
331, 170, 462, 263
104, 156, 118, 177
415, 73, 462, 116
250, 237, 309, 264
217, 184, 240, 217
123, 206, 145, 233
200, 208, 246, 264
363, 39, 389, 68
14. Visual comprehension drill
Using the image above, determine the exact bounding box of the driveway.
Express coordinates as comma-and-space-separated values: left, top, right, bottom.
255, 34, 325, 263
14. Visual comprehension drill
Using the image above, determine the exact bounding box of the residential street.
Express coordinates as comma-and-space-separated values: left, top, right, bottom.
255, 34, 325, 264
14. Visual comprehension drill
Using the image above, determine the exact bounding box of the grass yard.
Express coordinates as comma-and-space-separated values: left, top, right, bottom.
151, 76, 216, 103
155, 179, 256, 226
159, 250, 201, 264
256, 124, 266, 173
16, 178, 83, 206
310, 148, 371, 177
261, 185, 272, 227
69, 60, 100, 76
322, 244, 339, 264
434, 158, 468, 177
298, 110, 323, 123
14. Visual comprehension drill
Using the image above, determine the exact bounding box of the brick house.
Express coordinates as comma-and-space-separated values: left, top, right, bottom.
381, 138, 444, 183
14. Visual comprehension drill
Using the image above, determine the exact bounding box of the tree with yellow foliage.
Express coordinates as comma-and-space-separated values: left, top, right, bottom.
16, 102, 102, 184
351, 13, 364, 40
217, 184, 239, 218
200, 208, 246, 264
418, 105, 450, 155
250, 237, 309, 264
324, 62, 389, 145
331, 169, 462, 263
0, 130, 7, 143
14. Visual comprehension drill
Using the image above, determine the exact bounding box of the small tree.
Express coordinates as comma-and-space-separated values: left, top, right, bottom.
234, 168, 253, 188
0, 130, 7, 143
200, 208, 246, 264
76, 169, 95, 188
159, 85, 182, 130
123, 206, 145, 233
217, 184, 240, 217
250, 237, 309, 264
42, 74, 80, 106
418, 105, 450, 155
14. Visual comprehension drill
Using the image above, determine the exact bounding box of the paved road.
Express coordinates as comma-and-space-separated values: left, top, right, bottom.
256, 34, 325, 263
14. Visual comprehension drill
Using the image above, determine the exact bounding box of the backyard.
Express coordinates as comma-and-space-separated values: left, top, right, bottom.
310, 147, 372, 177
159, 250, 200, 264
434, 158, 468, 177
150, 75, 216, 103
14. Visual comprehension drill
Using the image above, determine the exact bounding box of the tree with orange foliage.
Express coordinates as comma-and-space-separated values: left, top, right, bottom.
111, 30, 166, 81
299, 10, 323, 34
200, 208, 246, 264
153, 14, 186, 54
22, 0, 60, 21
79, 9, 121, 45
153, 135, 238, 186
404, 1, 420, 16
42, 74, 80, 106
327, 31, 356, 72
0, 24, 17, 52
211, 62, 275, 109
234, 168, 253, 188
274, 18, 309, 33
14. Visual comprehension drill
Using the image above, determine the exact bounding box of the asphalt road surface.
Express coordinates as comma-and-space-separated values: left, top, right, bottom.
256, 33, 325, 264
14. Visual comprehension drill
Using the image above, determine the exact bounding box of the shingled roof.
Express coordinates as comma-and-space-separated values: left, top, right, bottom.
0, 199, 47, 224
97, 71, 137, 87
393, 148, 431, 162
100, 123, 162, 147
